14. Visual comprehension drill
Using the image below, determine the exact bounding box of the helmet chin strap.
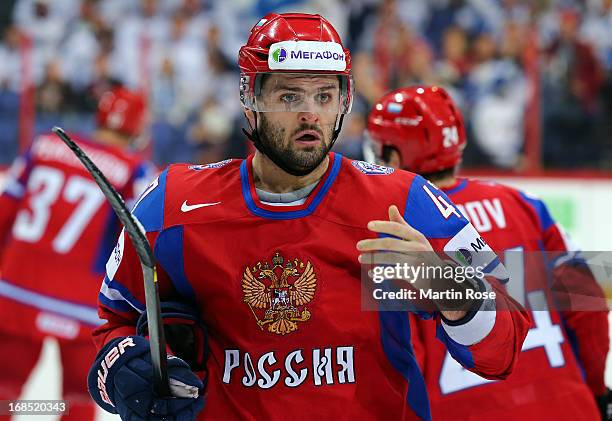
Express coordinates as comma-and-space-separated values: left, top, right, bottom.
242, 112, 345, 177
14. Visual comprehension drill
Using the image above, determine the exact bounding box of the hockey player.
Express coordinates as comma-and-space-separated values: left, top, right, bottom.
0, 86, 155, 421
86, 14, 529, 421
366, 85, 610, 420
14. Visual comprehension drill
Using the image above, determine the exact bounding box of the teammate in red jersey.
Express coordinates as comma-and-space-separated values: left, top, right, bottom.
367, 85, 610, 420
0, 86, 155, 421
86, 14, 529, 421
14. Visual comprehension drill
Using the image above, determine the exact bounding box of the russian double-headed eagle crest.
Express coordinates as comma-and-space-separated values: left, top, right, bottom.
242, 252, 317, 335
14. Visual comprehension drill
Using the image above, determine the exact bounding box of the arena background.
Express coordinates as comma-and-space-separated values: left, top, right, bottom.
0, 0, 611, 419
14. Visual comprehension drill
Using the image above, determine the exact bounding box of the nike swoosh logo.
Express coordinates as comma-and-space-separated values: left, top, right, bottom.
181, 200, 222, 212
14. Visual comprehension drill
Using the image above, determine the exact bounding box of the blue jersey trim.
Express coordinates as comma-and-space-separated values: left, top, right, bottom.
102, 275, 146, 312
482, 256, 502, 274
561, 317, 585, 381
444, 178, 468, 195
403, 175, 467, 239
133, 167, 168, 232
2, 181, 25, 199
435, 324, 475, 369
0, 279, 103, 326
379, 312, 431, 421
155, 226, 197, 302
2, 150, 34, 199
132, 161, 151, 180
518, 192, 554, 232
98, 292, 134, 313
550, 254, 589, 270
240, 154, 342, 220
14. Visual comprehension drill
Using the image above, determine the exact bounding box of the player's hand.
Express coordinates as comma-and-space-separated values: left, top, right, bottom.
88, 336, 204, 421
136, 301, 209, 373
357, 205, 434, 258
357, 205, 467, 321
357, 204, 439, 273
357, 204, 439, 292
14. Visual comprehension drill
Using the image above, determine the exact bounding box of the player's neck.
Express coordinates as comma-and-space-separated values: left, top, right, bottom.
429, 175, 457, 189
94, 129, 131, 148
252, 151, 329, 193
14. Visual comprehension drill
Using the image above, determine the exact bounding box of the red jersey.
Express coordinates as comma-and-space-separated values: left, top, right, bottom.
0, 133, 154, 342
93, 154, 529, 420
411, 178, 607, 420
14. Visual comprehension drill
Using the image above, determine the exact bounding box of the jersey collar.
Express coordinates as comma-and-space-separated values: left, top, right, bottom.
441, 178, 468, 195
240, 152, 342, 219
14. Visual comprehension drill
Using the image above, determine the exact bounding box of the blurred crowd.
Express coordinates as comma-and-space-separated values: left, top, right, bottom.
0, 0, 611, 170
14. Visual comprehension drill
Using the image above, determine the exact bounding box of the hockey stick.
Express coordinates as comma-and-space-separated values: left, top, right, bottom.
51, 126, 170, 396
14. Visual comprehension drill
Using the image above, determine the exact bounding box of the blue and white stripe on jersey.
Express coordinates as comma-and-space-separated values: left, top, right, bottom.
1, 154, 32, 199
99, 275, 145, 313
99, 229, 146, 313
0, 279, 103, 326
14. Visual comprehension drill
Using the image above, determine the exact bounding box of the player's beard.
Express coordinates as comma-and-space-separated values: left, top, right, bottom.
258, 113, 331, 175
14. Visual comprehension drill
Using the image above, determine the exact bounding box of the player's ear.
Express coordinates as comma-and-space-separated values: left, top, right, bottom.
243, 108, 256, 128
388, 148, 402, 169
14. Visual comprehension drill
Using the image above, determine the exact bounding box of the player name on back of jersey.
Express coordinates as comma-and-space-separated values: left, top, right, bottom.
455, 198, 506, 233
32, 135, 130, 186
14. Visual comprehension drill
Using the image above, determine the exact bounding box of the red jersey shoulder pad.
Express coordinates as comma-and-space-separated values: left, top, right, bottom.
340, 158, 418, 203
317, 158, 418, 227
131, 160, 244, 232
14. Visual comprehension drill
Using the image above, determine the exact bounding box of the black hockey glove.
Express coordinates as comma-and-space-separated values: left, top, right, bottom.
137, 301, 209, 372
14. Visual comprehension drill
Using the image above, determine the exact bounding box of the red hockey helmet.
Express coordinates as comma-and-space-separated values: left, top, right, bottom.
239, 13, 353, 115
366, 86, 466, 174
96, 86, 146, 137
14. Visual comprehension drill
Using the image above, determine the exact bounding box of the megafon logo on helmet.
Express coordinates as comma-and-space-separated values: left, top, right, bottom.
268, 41, 346, 72
271, 48, 287, 63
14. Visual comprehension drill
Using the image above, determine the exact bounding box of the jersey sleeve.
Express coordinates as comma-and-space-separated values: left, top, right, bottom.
520, 191, 609, 396
92, 167, 184, 350
408, 313, 426, 371
403, 175, 530, 380
0, 152, 34, 254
